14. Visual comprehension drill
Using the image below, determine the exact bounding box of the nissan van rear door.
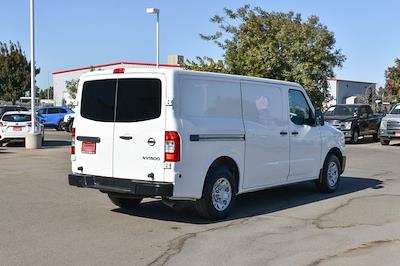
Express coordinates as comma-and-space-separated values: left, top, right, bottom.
74, 77, 117, 177
112, 75, 167, 182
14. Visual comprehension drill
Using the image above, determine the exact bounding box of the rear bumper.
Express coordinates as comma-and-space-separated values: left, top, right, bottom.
68, 174, 173, 197
380, 129, 400, 139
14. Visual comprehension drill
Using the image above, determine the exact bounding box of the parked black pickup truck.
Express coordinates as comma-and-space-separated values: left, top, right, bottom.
324, 104, 382, 144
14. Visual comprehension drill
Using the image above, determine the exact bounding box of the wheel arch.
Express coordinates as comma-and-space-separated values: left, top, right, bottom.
325, 147, 344, 173
203, 156, 240, 195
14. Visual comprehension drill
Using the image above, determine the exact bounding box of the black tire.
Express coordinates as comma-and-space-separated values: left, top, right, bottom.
108, 194, 142, 209
315, 154, 341, 193
195, 167, 237, 220
380, 138, 390, 145
67, 121, 73, 133
55, 120, 63, 131
350, 129, 359, 144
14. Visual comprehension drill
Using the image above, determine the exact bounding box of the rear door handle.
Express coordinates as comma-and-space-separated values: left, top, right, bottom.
280, 131, 288, 135
291, 131, 299, 135
119, 136, 132, 140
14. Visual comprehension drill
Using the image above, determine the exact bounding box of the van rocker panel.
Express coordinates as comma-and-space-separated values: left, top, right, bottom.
68, 174, 173, 197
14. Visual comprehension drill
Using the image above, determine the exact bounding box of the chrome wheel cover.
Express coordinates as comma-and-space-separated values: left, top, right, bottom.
212, 177, 232, 211
327, 161, 339, 187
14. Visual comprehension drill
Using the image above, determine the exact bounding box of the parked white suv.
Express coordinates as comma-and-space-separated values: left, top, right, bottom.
68, 68, 346, 219
0, 111, 44, 145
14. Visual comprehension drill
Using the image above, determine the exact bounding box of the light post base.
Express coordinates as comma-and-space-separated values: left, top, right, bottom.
25, 132, 42, 149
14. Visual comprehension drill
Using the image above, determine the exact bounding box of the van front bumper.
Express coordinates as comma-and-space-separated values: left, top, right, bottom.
68, 174, 173, 197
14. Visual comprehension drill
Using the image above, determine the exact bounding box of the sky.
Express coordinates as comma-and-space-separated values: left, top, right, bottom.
1, 0, 399, 90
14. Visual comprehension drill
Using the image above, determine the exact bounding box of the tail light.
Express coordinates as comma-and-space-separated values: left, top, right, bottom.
165, 131, 180, 162
0, 122, 3, 127
71, 127, 76, 155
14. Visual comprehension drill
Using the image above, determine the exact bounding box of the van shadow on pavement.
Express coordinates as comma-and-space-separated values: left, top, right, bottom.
112, 176, 382, 224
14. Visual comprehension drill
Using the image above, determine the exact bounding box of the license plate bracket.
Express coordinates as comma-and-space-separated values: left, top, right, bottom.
82, 142, 96, 154
13, 127, 22, 132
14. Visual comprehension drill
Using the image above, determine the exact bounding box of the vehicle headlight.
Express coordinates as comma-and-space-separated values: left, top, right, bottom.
380, 120, 387, 130
342, 121, 352, 130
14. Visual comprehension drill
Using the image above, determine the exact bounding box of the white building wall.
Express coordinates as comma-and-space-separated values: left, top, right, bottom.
326, 79, 376, 106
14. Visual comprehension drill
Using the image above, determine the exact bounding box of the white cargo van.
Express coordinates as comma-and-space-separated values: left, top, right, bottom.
68, 68, 346, 219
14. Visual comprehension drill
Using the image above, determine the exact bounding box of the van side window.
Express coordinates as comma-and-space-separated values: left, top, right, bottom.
81, 79, 117, 122
289, 89, 311, 125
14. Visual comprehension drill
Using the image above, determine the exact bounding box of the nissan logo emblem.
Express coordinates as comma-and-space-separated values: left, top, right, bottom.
147, 138, 156, 146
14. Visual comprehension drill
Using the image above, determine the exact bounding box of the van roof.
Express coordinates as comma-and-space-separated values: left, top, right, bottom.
80, 68, 302, 88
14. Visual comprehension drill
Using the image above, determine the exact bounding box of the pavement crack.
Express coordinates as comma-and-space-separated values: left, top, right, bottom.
147, 218, 251, 266
371, 170, 393, 178
312, 194, 400, 230
307, 239, 400, 266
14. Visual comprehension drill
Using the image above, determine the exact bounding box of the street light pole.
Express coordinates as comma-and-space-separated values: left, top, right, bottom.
156, 11, 159, 68
30, 0, 36, 133
146, 8, 160, 68
26, 0, 41, 148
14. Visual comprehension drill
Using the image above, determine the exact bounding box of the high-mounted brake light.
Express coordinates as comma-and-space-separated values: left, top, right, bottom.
71, 127, 76, 155
113, 68, 125, 74
165, 131, 180, 162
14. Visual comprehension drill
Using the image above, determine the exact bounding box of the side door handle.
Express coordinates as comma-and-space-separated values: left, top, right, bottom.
280, 131, 288, 135
291, 131, 299, 135
119, 136, 133, 140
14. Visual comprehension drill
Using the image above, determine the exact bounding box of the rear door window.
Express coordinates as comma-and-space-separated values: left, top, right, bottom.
115, 79, 161, 122
81, 79, 117, 122
48, 108, 59, 114
58, 108, 68, 114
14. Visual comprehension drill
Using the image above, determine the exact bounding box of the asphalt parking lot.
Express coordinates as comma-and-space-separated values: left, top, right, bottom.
1, 130, 399, 266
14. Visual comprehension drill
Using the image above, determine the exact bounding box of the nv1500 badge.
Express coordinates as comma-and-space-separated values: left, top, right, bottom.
142, 156, 161, 161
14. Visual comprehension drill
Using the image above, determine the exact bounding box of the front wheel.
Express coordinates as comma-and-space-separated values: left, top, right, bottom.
380, 138, 390, 145
315, 154, 341, 193
195, 167, 237, 220
108, 194, 142, 209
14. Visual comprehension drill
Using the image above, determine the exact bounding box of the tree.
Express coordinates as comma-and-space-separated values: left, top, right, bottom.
0, 41, 40, 104
38, 86, 54, 99
384, 58, 400, 103
185, 5, 346, 107
65, 79, 79, 100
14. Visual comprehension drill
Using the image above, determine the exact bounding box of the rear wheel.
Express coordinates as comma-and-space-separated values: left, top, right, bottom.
56, 121, 63, 131
350, 129, 359, 144
315, 154, 341, 193
380, 138, 390, 145
67, 121, 73, 133
108, 194, 143, 209
195, 167, 237, 220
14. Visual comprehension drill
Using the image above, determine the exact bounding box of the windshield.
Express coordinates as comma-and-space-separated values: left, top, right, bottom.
2, 114, 31, 122
390, 105, 400, 114
325, 105, 357, 116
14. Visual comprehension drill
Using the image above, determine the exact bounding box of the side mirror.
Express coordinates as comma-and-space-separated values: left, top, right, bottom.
315, 109, 324, 126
